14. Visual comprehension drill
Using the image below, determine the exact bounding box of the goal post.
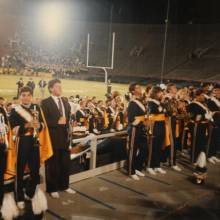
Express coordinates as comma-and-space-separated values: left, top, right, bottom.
86, 32, 116, 84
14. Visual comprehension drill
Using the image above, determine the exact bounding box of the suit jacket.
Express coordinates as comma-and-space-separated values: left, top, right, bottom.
41, 96, 71, 150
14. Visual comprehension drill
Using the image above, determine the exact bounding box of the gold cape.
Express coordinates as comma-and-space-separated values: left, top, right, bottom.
4, 109, 53, 181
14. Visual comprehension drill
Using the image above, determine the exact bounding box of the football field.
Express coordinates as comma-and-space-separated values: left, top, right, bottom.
0, 75, 128, 101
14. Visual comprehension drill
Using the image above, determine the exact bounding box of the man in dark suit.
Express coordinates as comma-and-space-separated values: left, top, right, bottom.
41, 79, 75, 198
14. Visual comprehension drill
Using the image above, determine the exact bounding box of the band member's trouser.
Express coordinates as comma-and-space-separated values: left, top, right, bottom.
0, 146, 6, 206
189, 123, 208, 163
108, 117, 114, 130
162, 116, 178, 166
128, 127, 147, 175
208, 126, 220, 158
89, 117, 96, 133
163, 144, 177, 166
149, 122, 165, 168
45, 149, 70, 193
15, 136, 40, 202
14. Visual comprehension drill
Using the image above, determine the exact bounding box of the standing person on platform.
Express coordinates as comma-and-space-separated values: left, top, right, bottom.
187, 89, 212, 164
38, 79, 47, 98
0, 97, 8, 207
41, 79, 76, 198
205, 85, 220, 164
163, 83, 182, 171
0, 108, 8, 212
16, 78, 24, 98
127, 82, 147, 180
147, 86, 167, 175
9, 86, 51, 212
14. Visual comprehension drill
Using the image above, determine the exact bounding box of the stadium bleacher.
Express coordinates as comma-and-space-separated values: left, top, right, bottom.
1, 20, 220, 82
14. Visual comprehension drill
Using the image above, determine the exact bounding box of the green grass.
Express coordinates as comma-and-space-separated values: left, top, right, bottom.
0, 75, 129, 101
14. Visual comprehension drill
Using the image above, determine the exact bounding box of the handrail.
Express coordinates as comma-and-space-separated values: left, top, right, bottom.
69, 130, 128, 183
72, 130, 127, 144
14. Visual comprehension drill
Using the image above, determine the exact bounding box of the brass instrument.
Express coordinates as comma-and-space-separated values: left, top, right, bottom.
163, 97, 178, 116
31, 105, 40, 147
0, 113, 8, 149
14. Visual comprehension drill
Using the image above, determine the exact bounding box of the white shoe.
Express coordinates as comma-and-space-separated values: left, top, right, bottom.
212, 156, 220, 163
65, 188, 76, 194
147, 168, 157, 175
172, 165, 182, 172
154, 167, 167, 174
93, 129, 101, 134
17, 201, 25, 209
131, 174, 140, 181
208, 157, 216, 164
110, 129, 115, 133
135, 170, 145, 177
50, 192, 60, 199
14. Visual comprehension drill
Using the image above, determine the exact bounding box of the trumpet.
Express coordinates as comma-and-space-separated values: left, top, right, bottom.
0, 113, 9, 149
31, 105, 40, 147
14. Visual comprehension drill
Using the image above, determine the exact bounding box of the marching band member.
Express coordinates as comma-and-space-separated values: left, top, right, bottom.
205, 85, 220, 164
95, 100, 106, 132
115, 103, 125, 131
114, 94, 125, 131
0, 110, 8, 212
163, 83, 182, 171
187, 89, 212, 164
176, 88, 191, 152
147, 86, 167, 175
9, 86, 52, 213
0, 108, 19, 220
127, 82, 147, 180
86, 100, 101, 134
76, 100, 88, 128
106, 98, 116, 132
71, 99, 89, 137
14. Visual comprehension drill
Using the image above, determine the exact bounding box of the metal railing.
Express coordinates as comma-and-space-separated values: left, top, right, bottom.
70, 130, 127, 183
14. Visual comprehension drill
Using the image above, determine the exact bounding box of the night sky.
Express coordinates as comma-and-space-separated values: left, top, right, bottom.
2, 0, 220, 24
80, 0, 220, 24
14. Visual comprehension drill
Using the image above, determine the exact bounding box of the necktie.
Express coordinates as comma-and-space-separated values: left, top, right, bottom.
57, 97, 64, 116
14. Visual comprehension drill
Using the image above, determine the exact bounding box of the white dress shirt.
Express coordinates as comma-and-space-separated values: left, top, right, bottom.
51, 95, 66, 117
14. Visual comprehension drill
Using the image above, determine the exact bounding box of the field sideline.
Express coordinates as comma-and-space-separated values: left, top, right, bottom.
0, 75, 129, 101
